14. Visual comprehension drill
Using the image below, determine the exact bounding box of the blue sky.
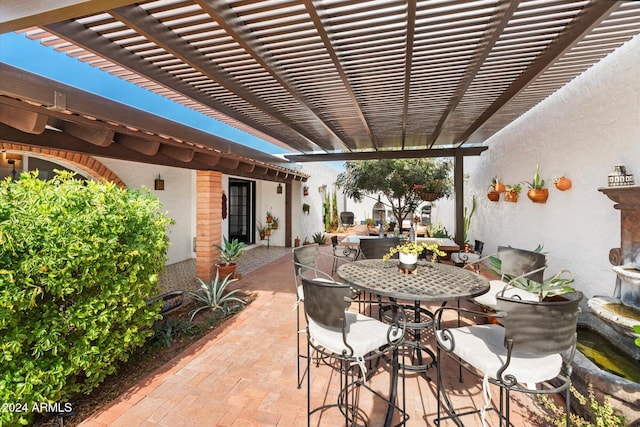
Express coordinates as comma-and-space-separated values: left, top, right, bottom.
0, 32, 286, 155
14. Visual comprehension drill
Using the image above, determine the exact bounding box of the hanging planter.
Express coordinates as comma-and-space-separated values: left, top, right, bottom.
417, 191, 442, 202
504, 184, 521, 202
302, 203, 310, 214
413, 180, 445, 202
554, 176, 572, 191
527, 188, 549, 203
526, 165, 548, 203
491, 176, 505, 193
487, 190, 500, 202
303, 186, 309, 196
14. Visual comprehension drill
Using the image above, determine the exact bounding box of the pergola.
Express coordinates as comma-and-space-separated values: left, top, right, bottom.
1, 0, 640, 241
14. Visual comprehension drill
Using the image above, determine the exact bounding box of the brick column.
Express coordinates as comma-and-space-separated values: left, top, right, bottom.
196, 170, 223, 281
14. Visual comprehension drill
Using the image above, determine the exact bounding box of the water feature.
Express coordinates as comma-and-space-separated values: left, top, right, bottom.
574, 184, 640, 426
576, 327, 640, 383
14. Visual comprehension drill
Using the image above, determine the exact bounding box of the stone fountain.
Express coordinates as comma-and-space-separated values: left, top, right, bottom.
572, 184, 640, 425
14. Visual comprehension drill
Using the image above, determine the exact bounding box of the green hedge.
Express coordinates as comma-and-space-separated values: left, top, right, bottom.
0, 171, 173, 426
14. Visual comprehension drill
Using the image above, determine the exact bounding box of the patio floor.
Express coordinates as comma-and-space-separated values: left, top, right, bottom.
78, 241, 552, 427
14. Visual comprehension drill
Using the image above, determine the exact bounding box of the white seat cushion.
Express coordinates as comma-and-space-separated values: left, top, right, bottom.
437, 324, 562, 386
308, 311, 402, 358
473, 280, 539, 309
297, 284, 304, 301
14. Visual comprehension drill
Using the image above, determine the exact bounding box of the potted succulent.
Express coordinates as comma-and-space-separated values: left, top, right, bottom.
213, 236, 246, 279
256, 222, 268, 240
312, 231, 326, 245
270, 216, 280, 230
487, 185, 500, 201
492, 176, 506, 193
526, 165, 549, 203
554, 175, 572, 191
504, 183, 522, 202
509, 269, 578, 301
266, 211, 273, 223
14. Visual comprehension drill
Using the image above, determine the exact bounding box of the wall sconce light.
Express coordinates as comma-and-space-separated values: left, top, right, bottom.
276, 183, 283, 194
154, 174, 165, 191
5, 153, 22, 181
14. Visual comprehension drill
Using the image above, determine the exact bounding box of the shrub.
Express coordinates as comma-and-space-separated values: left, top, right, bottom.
0, 171, 173, 425
538, 384, 625, 426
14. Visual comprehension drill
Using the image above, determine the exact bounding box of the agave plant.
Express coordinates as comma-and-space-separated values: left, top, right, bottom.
510, 270, 577, 300
189, 271, 246, 321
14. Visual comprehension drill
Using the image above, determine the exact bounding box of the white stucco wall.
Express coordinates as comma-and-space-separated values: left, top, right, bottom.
465, 34, 640, 298
95, 158, 196, 265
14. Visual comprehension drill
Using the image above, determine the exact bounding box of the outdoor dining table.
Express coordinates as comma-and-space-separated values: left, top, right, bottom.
337, 259, 489, 426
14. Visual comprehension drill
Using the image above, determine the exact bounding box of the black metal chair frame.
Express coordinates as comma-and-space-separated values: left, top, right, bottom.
452, 239, 484, 267
292, 244, 333, 389
330, 235, 359, 274
358, 237, 400, 260
302, 276, 410, 427
432, 292, 582, 426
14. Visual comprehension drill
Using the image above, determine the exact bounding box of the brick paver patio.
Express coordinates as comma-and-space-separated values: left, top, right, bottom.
79, 243, 548, 426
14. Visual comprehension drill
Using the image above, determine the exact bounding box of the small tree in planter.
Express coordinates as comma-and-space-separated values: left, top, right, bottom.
213, 236, 246, 279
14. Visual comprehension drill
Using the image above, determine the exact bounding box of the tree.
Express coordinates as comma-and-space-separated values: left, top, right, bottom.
336, 158, 453, 227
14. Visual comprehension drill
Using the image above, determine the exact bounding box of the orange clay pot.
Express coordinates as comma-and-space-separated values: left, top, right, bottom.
527, 188, 549, 203
487, 191, 500, 201
494, 182, 506, 193
554, 176, 572, 191
504, 191, 519, 202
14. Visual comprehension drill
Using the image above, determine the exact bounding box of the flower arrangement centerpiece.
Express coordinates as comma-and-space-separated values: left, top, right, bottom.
413, 179, 444, 201
383, 241, 446, 273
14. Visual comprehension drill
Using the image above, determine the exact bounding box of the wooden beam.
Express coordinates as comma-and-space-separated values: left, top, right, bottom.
0, 104, 47, 134
159, 144, 195, 162
115, 134, 160, 155
0, 0, 138, 33
217, 157, 240, 169
193, 151, 220, 167
284, 147, 488, 162
60, 122, 114, 147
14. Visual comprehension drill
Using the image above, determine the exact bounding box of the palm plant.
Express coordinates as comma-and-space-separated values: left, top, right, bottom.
189, 271, 246, 321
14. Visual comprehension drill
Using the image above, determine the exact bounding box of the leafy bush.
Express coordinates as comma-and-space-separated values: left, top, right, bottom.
0, 171, 173, 426
538, 384, 625, 426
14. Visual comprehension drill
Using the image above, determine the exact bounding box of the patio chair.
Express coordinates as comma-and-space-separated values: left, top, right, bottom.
292, 244, 333, 388
451, 239, 484, 267
433, 291, 582, 426
359, 237, 400, 259
467, 246, 547, 310
330, 235, 358, 274
301, 275, 409, 427
339, 211, 355, 227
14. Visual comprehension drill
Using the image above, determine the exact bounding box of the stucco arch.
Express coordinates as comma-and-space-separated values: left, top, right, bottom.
0, 142, 125, 187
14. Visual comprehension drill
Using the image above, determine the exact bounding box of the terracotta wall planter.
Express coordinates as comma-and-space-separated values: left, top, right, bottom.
487, 191, 500, 201
527, 188, 549, 203
504, 191, 519, 202
554, 177, 572, 191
